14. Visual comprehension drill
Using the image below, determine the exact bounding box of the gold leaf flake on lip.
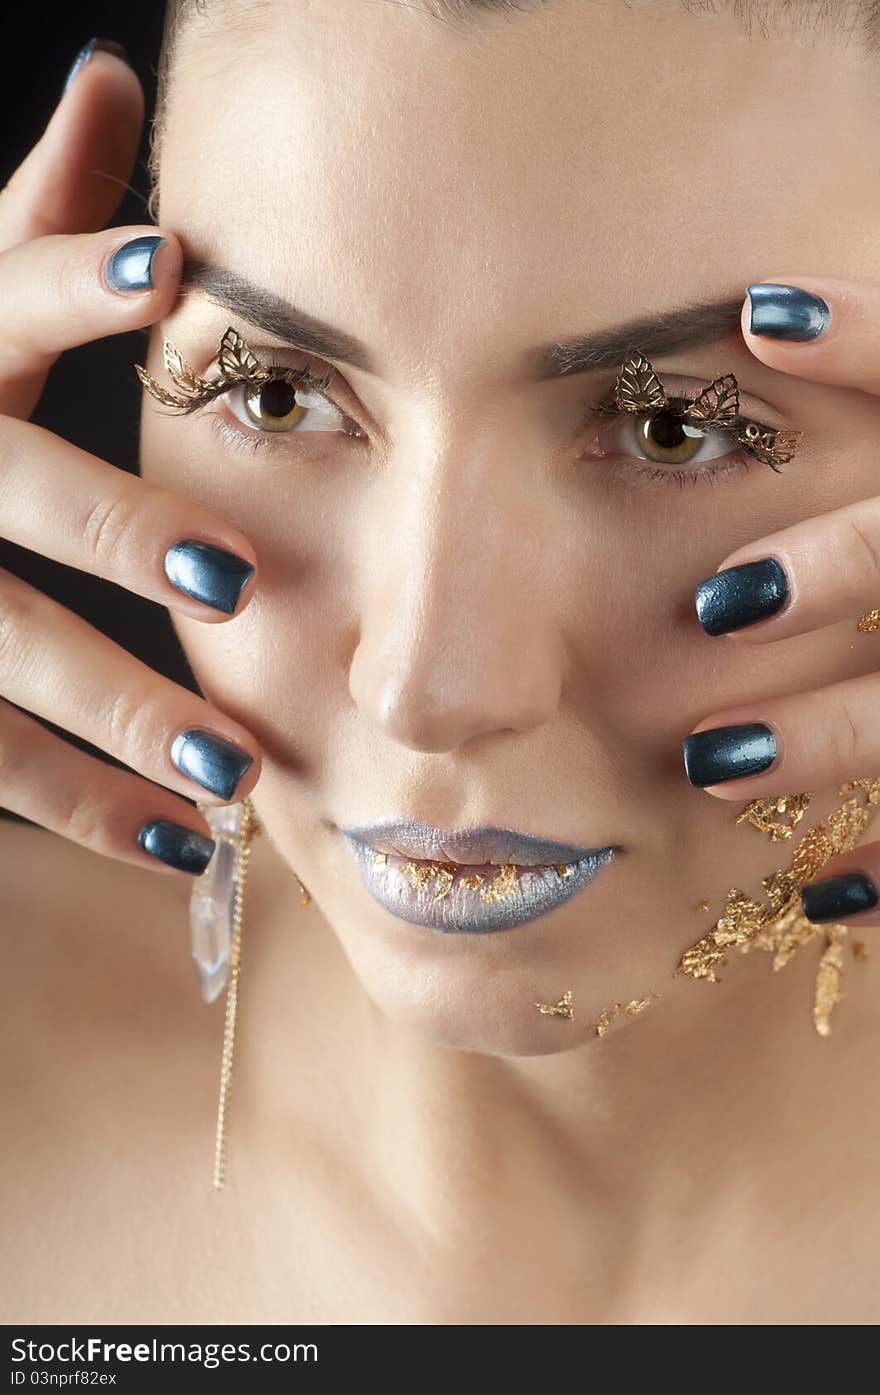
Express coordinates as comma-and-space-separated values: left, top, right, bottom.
392, 856, 576, 904
460, 872, 485, 891
478, 863, 520, 903
396, 858, 523, 902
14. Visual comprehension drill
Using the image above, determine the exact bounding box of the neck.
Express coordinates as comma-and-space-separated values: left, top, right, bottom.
236, 829, 879, 1251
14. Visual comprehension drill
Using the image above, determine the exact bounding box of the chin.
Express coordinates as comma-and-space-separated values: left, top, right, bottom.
312, 877, 661, 1056
338, 935, 613, 1055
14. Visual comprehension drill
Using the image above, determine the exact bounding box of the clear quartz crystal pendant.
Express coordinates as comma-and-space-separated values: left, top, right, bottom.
189, 801, 244, 1004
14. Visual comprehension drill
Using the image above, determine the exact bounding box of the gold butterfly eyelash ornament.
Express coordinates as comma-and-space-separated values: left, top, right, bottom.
135, 326, 284, 413
597, 348, 805, 470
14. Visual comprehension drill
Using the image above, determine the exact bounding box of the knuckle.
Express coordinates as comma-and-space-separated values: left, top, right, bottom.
102, 682, 153, 754
0, 721, 21, 780
55, 780, 107, 850
53, 243, 88, 317
830, 695, 863, 769
847, 513, 880, 589
0, 576, 38, 680
81, 490, 141, 569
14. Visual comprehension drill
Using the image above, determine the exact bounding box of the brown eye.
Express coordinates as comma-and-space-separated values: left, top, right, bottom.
635, 409, 711, 465
242, 377, 309, 432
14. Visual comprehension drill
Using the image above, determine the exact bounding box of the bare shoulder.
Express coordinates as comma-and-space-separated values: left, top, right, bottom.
0, 815, 238, 1318
0, 813, 195, 992
0, 813, 214, 1162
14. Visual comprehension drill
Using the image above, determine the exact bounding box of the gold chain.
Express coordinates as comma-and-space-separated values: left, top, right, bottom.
212, 796, 259, 1190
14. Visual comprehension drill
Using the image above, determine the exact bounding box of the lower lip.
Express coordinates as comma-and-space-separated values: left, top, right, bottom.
344, 837, 617, 933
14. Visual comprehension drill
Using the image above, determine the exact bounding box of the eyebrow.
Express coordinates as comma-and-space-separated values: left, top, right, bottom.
179, 254, 747, 380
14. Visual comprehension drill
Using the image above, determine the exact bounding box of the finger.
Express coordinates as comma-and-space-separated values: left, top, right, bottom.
680, 668, 880, 799
801, 844, 880, 930
0, 694, 218, 877
0, 414, 257, 620
0, 226, 182, 416
740, 275, 880, 395
0, 565, 261, 810
692, 497, 880, 642
0, 43, 142, 252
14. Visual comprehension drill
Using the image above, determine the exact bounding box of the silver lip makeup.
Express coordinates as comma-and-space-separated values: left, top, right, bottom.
340, 818, 609, 867
340, 820, 619, 933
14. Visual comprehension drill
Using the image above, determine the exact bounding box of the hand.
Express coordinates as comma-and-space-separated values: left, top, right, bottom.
682, 274, 880, 927
0, 43, 261, 876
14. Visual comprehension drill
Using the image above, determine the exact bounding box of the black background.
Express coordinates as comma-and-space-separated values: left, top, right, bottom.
0, 8, 200, 825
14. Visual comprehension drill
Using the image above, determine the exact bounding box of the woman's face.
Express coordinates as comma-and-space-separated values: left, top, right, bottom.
140, 0, 880, 1054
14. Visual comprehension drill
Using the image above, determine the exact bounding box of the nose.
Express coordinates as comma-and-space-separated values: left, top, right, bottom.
348, 433, 566, 753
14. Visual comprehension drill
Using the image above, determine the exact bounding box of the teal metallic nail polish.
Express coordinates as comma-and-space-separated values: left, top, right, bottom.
104, 235, 166, 294
682, 722, 777, 786
137, 819, 215, 874
63, 37, 128, 96
746, 284, 830, 341
695, 558, 789, 636
802, 871, 879, 923
164, 540, 255, 615
171, 729, 254, 800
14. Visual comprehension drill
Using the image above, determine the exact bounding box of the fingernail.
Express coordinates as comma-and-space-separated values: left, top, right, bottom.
802, 871, 879, 923
745, 284, 831, 341
63, 37, 128, 96
682, 722, 777, 787
171, 729, 254, 800
137, 819, 216, 874
104, 235, 166, 294
695, 557, 789, 636
164, 540, 255, 615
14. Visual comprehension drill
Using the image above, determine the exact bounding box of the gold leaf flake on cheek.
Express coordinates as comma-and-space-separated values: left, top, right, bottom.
856, 608, 880, 633
839, 776, 880, 806
676, 888, 766, 982
588, 993, 661, 1037
535, 989, 575, 1019
735, 792, 812, 842
852, 940, 870, 960
814, 926, 847, 1037
676, 777, 880, 1035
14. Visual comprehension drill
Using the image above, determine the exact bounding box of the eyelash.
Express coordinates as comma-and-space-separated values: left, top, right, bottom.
191, 355, 771, 490
579, 389, 763, 491
198, 358, 346, 442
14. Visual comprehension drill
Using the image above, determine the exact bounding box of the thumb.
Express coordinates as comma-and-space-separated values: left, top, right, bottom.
0, 39, 144, 254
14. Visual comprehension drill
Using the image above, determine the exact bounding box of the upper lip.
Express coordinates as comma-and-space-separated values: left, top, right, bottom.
340, 818, 616, 867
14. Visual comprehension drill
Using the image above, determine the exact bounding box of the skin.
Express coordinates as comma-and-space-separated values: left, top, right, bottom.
3, 1, 880, 1321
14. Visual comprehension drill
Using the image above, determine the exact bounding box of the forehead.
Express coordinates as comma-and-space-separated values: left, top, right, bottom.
159, 0, 876, 378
